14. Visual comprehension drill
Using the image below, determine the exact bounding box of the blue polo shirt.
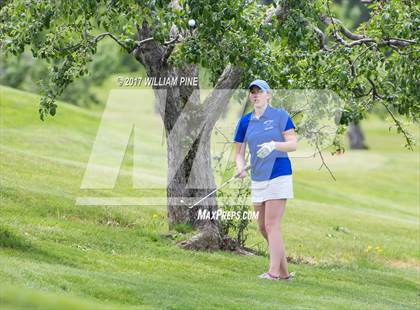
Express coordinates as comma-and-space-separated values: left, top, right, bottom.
234, 105, 295, 181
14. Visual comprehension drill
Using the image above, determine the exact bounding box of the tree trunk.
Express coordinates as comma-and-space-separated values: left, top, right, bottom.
167, 124, 223, 250
348, 121, 369, 149
149, 67, 223, 249
134, 22, 241, 250
166, 126, 217, 229
163, 67, 222, 250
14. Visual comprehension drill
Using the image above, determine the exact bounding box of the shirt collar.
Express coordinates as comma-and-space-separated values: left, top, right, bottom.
251, 104, 273, 121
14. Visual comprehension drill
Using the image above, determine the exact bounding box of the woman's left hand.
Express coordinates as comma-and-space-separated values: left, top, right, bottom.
257, 141, 276, 158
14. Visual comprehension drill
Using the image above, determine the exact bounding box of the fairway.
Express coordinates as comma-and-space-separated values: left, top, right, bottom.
0, 85, 419, 309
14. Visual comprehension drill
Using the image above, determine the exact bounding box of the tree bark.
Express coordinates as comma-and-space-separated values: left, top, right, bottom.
348, 121, 369, 149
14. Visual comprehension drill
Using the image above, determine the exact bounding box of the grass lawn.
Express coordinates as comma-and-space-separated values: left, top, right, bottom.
0, 85, 419, 309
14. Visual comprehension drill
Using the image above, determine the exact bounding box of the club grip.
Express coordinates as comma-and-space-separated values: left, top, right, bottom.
234, 165, 251, 178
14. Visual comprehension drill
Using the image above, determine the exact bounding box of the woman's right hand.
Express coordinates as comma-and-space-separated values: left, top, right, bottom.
235, 142, 247, 179
236, 167, 247, 179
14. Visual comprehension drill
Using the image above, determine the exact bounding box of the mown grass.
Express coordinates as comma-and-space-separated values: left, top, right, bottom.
0, 85, 419, 309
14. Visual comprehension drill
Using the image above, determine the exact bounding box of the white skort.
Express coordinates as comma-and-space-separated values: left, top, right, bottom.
251, 174, 294, 204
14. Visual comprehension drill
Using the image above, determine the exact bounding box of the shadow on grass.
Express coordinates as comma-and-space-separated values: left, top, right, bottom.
0, 225, 79, 268
0, 226, 31, 250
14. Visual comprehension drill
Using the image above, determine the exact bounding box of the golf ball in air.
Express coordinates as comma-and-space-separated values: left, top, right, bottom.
188, 19, 196, 27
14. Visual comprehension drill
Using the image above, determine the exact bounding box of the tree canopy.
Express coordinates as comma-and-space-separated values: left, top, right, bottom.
1, 0, 418, 147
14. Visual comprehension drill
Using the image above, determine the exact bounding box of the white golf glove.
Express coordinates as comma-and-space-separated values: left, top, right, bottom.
257, 141, 276, 158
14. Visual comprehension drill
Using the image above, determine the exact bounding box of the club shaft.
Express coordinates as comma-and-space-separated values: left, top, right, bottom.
190, 165, 251, 208
190, 177, 234, 208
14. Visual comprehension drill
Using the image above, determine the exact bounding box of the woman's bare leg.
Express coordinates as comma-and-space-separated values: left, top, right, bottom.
253, 203, 267, 241
264, 199, 288, 278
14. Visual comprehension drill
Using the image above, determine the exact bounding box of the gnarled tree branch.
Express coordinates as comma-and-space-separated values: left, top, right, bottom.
203, 65, 242, 133
320, 14, 417, 48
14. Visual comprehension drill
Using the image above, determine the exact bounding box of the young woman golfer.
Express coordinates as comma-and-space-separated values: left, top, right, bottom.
234, 79, 297, 281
